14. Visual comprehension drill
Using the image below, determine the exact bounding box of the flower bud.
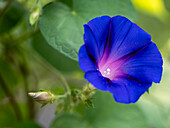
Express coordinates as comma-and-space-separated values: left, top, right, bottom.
29, 0, 41, 28
28, 91, 55, 104
29, 7, 40, 26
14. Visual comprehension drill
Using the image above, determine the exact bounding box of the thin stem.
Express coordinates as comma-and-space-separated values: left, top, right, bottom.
31, 49, 71, 95
0, 75, 23, 121
56, 94, 67, 99
54, 69, 71, 95
0, 0, 14, 21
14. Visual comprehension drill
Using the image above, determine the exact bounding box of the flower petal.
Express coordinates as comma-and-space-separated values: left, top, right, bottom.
121, 42, 163, 83
78, 45, 97, 72
107, 15, 152, 61
85, 71, 109, 91
109, 77, 152, 103
84, 16, 111, 62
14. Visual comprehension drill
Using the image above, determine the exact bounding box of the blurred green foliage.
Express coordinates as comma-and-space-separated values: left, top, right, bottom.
51, 91, 148, 128
0, 1, 25, 34
14, 121, 42, 128
0, 57, 19, 87
0, 0, 170, 128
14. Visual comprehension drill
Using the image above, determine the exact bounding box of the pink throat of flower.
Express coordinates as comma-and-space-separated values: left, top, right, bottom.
98, 58, 123, 80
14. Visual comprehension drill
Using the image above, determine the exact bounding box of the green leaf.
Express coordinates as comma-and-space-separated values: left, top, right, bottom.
32, 33, 80, 72
39, 0, 136, 61
0, 1, 26, 34
59, 0, 73, 8
50, 113, 92, 128
50, 91, 148, 128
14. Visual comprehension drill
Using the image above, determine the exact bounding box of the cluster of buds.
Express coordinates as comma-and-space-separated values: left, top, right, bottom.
71, 84, 97, 107
28, 84, 97, 109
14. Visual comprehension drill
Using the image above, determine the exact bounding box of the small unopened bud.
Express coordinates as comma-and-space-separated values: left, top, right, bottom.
29, 7, 40, 26
29, 0, 41, 28
28, 91, 55, 104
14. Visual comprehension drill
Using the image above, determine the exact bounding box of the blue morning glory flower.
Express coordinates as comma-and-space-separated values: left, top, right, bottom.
78, 15, 163, 104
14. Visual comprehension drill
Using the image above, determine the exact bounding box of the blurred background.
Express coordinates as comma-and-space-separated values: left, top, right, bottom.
0, 0, 170, 128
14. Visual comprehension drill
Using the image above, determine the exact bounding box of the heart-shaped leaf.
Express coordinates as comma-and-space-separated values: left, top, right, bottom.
39, 0, 136, 61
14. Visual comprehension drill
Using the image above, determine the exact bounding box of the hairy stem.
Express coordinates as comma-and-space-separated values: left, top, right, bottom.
0, 0, 14, 21
0, 75, 23, 121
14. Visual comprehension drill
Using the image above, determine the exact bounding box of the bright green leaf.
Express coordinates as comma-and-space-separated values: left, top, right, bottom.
39, 0, 136, 61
